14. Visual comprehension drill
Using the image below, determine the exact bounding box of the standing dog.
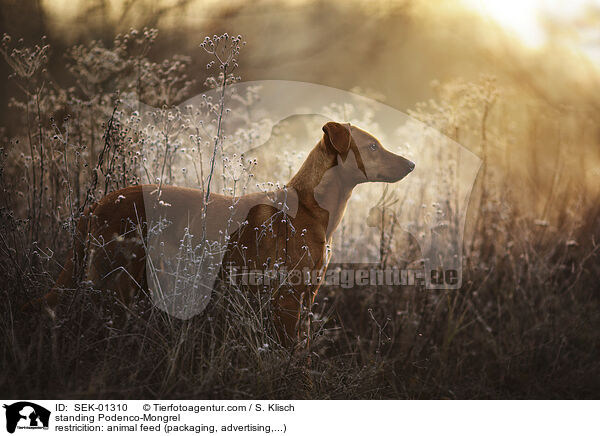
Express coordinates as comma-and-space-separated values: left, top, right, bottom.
43, 121, 414, 345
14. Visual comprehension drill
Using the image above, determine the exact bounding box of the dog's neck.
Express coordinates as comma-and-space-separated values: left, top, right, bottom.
287, 139, 358, 241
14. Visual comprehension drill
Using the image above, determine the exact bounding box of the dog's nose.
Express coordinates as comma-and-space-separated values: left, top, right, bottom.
407, 160, 415, 172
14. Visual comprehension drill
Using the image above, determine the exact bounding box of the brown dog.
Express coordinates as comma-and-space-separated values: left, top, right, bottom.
43, 121, 414, 345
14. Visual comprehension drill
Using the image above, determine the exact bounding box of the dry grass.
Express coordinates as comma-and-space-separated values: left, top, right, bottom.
0, 25, 599, 399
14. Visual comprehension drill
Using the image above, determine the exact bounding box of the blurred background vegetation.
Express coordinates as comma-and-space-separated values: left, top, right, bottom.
3, 0, 600, 108
0, 0, 599, 398
2, 0, 600, 209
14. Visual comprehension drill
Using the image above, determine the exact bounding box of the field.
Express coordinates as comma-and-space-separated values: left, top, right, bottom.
0, 0, 599, 399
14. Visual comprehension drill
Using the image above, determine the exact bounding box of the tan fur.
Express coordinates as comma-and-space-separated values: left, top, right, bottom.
42, 122, 415, 345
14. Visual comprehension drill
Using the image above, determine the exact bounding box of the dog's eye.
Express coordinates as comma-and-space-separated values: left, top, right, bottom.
369, 143, 378, 151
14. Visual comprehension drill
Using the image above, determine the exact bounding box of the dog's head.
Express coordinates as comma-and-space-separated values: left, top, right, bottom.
322, 121, 415, 184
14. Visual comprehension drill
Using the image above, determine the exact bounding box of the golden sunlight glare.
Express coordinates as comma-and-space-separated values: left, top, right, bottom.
462, 0, 599, 48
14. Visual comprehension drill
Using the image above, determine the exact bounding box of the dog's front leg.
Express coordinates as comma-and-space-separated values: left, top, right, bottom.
273, 293, 302, 347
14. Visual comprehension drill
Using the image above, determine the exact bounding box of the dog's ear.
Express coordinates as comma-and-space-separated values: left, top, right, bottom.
323, 122, 351, 158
